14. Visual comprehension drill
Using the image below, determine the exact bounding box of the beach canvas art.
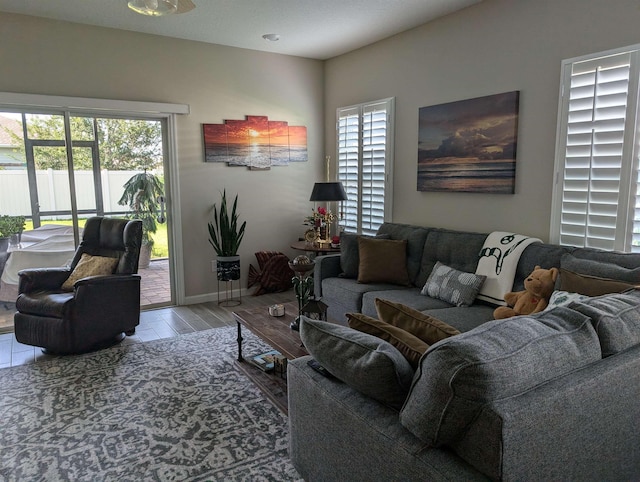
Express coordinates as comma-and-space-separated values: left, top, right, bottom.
203, 115, 307, 170
417, 91, 519, 193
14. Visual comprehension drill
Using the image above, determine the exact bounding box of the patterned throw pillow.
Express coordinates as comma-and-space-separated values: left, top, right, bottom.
421, 261, 486, 307
543, 290, 590, 311
61, 253, 119, 291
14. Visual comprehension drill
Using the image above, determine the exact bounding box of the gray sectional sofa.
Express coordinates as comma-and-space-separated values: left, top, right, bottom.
288, 222, 640, 480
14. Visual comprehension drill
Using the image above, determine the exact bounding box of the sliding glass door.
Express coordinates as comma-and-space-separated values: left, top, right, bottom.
0, 110, 173, 310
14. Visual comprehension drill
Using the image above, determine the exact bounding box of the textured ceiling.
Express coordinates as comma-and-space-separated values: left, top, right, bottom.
0, 0, 481, 60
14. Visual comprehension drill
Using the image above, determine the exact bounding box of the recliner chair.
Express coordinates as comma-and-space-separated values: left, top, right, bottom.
14, 217, 143, 354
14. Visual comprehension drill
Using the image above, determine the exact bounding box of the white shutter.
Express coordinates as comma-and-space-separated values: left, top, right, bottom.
554, 50, 639, 251
337, 98, 394, 235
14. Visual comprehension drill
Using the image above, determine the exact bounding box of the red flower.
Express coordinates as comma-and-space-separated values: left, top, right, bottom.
317, 207, 327, 215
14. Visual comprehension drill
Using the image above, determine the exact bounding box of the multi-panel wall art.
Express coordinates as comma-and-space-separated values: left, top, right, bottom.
203, 115, 307, 170
417, 91, 520, 194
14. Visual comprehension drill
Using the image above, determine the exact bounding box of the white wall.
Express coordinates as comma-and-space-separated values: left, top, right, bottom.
324, 0, 640, 241
0, 13, 324, 300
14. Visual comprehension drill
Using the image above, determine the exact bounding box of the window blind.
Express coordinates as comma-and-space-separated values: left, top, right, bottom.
337, 98, 393, 236
553, 49, 640, 252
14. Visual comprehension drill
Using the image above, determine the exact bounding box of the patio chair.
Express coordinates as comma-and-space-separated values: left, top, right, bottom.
14, 217, 142, 354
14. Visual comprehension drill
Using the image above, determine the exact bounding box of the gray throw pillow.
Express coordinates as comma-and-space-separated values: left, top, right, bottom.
560, 253, 640, 282
400, 306, 601, 446
420, 261, 486, 307
569, 289, 640, 357
299, 317, 414, 409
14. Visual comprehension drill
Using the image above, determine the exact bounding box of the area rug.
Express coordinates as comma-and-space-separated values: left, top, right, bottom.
0, 327, 302, 481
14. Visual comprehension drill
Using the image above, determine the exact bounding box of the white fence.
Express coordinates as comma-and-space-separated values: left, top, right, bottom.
0, 170, 145, 216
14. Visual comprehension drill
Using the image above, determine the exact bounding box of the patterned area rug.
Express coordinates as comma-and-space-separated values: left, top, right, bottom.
0, 327, 302, 481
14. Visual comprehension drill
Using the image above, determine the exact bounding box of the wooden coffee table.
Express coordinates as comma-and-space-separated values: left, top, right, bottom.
232, 301, 307, 413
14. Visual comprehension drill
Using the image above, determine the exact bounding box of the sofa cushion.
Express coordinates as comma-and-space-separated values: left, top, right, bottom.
299, 317, 414, 409
512, 243, 571, 291
415, 229, 488, 289
559, 269, 636, 296
423, 305, 496, 333
61, 253, 119, 291
347, 312, 429, 368
339, 233, 390, 279
400, 306, 601, 446
561, 253, 640, 282
570, 289, 640, 357
376, 223, 430, 285
358, 237, 410, 286
361, 288, 451, 318
421, 262, 486, 307
374, 298, 460, 344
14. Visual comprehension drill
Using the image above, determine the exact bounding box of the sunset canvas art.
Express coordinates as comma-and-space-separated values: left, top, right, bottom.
417, 91, 519, 193
203, 115, 307, 170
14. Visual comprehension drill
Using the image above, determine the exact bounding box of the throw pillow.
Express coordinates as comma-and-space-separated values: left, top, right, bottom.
420, 261, 486, 307
374, 298, 460, 344
61, 253, 119, 291
543, 290, 590, 311
347, 312, 429, 368
560, 253, 640, 281
339, 232, 390, 279
400, 306, 601, 447
559, 269, 636, 297
357, 237, 410, 286
299, 317, 414, 409
569, 289, 640, 357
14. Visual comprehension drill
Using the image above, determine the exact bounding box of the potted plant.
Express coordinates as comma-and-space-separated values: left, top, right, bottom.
118, 171, 164, 269
0, 215, 26, 252
208, 190, 246, 281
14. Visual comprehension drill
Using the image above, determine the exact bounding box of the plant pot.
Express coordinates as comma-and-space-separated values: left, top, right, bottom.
217, 255, 241, 281
138, 243, 152, 269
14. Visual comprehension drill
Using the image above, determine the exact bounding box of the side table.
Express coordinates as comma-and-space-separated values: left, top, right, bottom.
290, 240, 340, 257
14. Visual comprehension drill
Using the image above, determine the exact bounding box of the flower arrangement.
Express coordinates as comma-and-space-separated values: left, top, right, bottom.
304, 206, 335, 227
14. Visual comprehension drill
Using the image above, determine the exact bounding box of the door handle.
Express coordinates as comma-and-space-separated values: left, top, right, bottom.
157, 195, 166, 224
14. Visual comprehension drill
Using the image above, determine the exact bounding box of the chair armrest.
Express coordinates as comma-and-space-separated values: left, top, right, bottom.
313, 254, 341, 298
74, 275, 141, 312
18, 267, 71, 294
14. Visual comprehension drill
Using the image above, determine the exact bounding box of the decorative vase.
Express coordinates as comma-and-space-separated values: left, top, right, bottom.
217, 255, 241, 281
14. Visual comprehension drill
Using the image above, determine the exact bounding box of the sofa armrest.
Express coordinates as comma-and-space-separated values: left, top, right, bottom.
313, 254, 342, 298
18, 267, 71, 294
454, 344, 640, 481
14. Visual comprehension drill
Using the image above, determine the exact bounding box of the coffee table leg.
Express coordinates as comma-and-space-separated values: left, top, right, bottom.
237, 321, 244, 362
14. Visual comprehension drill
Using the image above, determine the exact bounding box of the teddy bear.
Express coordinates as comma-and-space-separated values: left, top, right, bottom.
493, 266, 559, 319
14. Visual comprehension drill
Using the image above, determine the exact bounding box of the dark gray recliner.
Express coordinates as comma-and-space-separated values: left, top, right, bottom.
14, 217, 143, 354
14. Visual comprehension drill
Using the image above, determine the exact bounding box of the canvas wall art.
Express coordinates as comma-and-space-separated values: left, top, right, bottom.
417, 91, 519, 193
203, 115, 307, 170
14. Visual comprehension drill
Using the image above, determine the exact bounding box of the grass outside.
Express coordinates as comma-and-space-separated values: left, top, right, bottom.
23, 218, 169, 258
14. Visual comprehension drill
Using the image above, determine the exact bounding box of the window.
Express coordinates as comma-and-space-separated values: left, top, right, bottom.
551, 46, 640, 252
337, 98, 394, 235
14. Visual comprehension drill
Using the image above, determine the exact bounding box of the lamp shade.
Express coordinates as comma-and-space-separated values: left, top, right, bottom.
309, 182, 348, 202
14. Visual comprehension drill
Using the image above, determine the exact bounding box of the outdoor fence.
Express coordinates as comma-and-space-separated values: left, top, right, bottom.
0, 170, 148, 217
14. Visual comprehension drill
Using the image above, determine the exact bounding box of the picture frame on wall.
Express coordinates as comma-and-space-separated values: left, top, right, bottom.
417, 91, 520, 194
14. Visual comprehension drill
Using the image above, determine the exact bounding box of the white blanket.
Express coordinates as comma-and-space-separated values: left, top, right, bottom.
475, 231, 541, 305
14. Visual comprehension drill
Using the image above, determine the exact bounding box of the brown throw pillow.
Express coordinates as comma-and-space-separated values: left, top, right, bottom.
559, 268, 636, 297
61, 253, 119, 291
347, 312, 428, 368
357, 237, 410, 285
375, 298, 460, 345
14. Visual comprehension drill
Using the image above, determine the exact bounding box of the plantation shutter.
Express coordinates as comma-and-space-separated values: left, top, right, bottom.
553, 49, 640, 252
337, 98, 394, 235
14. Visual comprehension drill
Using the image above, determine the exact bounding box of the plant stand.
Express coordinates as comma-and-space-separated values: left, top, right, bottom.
218, 278, 241, 307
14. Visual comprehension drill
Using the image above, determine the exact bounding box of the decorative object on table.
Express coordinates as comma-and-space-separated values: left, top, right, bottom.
273, 354, 288, 379
250, 349, 281, 372
268, 304, 285, 317
303, 228, 318, 246
247, 251, 293, 295
417, 91, 519, 194
331, 235, 340, 248
117, 170, 164, 268
309, 181, 348, 245
208, 190, 246, 306
302, 298, 328, 321
203, 115, 307, 170
0, 215, 26, 252
303, 206, 335, 246
288, 255, 315, 331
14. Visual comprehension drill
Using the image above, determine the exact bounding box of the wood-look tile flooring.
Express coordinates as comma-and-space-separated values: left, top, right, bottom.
0, 290, 294, 369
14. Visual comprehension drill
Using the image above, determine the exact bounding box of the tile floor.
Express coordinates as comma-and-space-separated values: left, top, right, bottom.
0, 290, 294, 369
